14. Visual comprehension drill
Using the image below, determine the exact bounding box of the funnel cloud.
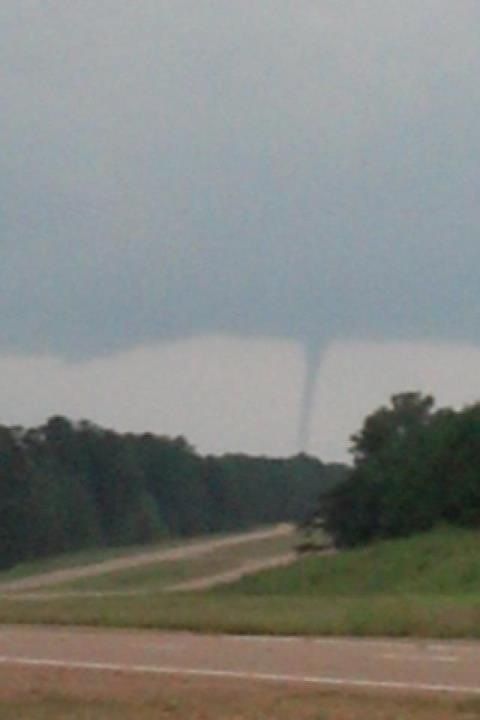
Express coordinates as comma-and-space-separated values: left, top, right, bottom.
2, 2, 480, 447
298, 342, 324, 452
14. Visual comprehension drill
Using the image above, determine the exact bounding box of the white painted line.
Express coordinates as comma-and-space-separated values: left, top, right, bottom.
0, 655, 479, 696
382, 653, 458, 663
231, 636, 480, 654
232, 635, 418, 650
312, 638, 417, 649
233, 635, 300, 644
429, 644, 467, 654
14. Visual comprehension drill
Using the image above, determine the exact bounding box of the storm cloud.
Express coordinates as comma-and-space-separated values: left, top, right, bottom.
2, 0, 479, 352
2, 2, 480, 448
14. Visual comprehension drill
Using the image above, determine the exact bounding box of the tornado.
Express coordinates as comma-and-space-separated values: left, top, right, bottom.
297, 341, 324, 453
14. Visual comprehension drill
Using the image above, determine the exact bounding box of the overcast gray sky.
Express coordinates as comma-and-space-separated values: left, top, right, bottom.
2, 2, 480, 458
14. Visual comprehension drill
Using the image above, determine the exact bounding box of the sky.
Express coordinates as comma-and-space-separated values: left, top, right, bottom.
2, 1, 480, 460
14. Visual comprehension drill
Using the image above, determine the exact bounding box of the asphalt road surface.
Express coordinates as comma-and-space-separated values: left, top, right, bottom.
1, 626, 480, 697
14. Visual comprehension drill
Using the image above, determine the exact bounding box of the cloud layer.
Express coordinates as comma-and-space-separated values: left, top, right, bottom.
2, 1, 480, 358
0, 336, 303, 456
1, 336, 479, 460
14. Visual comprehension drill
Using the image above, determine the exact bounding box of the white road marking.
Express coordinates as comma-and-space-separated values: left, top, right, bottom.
232, 635, 418, 649
0, 655, 479, 695
429, 644, 465, 654
233, 635, 300, 644
382, 652, 458, 663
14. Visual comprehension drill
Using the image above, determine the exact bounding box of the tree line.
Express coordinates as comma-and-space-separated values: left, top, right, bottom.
0, 416, 346, 569
315, 392, 480, 547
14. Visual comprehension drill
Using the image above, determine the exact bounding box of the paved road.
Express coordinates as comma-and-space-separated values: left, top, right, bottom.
1, 626, 480, 697
0, 524, 294, 594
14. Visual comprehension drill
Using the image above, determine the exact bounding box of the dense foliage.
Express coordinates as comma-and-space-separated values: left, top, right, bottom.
317, 393, 480, 547
0, 416, 345, 569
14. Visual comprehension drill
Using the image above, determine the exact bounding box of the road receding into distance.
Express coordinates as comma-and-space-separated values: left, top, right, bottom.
1, 626, 480, 697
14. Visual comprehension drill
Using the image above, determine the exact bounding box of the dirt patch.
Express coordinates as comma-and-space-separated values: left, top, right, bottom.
1, 666, 478, 719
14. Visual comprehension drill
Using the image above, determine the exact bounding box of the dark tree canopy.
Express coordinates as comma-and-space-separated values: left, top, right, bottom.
0, 417, 345, 570
313, 393, 480, 548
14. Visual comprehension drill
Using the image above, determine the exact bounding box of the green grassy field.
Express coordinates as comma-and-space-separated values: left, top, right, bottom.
224, 525, 480, 596
1, 590, 480, 638
1, 527, 480, 639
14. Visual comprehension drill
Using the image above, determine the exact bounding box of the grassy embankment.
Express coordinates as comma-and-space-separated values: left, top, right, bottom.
0, 539, 193, 584
33, 532, 294, 593
1, 526, 480, 638
0, 529, 247, 584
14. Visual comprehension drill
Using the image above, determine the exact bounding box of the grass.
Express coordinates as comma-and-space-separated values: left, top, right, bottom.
0, 524, 289, 587
1, 592, 480, 638
223, 525, 480, 597
2, 526, 480, 639
44, 532, 294, 593
0, 538, 184, 584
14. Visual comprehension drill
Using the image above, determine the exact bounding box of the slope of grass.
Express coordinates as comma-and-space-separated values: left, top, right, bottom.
224, 526, 480, 597
1, 591, 480, 638
0, 525, 281, 586
0, 539, 183, 583
44, 532, 294, 593
2, 527, 480, 638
